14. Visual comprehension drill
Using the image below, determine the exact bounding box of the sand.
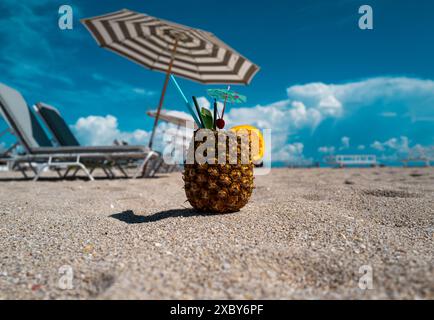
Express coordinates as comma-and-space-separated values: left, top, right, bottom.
0, 167, 433, 299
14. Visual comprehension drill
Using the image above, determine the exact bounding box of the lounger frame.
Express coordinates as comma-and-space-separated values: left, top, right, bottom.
0, 83, 159, 180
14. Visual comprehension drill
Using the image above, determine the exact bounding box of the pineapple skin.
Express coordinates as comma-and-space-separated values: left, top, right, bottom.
183, 130, 254, 213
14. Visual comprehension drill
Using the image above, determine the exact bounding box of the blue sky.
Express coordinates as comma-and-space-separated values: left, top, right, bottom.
1, 0, 433, 164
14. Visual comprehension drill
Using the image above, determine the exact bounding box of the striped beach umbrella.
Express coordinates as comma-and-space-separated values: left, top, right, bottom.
81, 9, 260, 148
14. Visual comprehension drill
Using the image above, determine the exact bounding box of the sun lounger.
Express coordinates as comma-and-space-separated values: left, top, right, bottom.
33, 102, 80, 147
33, 102, 163, 178
0, 82, 159, 180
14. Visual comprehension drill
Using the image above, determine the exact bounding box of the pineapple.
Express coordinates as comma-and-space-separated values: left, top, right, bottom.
183, 129, 254, 213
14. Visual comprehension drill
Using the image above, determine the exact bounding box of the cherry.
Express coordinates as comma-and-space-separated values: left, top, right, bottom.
216, 118, 225, 129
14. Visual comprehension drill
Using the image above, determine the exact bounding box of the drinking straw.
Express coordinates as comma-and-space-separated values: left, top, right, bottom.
213, 99, 217, 130
221, 85, 230, 118
169, 74, 202, 128
192, 96, 205, 128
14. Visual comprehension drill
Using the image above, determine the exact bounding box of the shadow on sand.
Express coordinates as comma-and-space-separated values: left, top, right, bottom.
110, 208, 215, 224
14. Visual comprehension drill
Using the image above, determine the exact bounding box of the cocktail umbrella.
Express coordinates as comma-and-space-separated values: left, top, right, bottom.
207, 88, 247, 118
207, 88, 247, 104
81, 9, 260, 148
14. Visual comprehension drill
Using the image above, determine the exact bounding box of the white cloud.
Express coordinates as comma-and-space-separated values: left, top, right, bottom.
386, 136, 409, 151
225, 77, 434, 134
72, 115, 150, 146
318, 146, 335, 154
71, 113, 195, 158
195, 96, 211, 110
195, 96, 224, 114
287, 77, 434, 121
377, 143, 434, 162
340, 136, 350, 149
218, 76, 434, 162
370, 136, 409, 153
274, 142, 305, 162
132, 88, 154, 96
287, 82, 343, 117
357, 144, 366, 150
288, 101, 323, 129
368, 136, 434, 161
315, 137, 349, 154
371, 141, 384, 151
223, 98, 324, 135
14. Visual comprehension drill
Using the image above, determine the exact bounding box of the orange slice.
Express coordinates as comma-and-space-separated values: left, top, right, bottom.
229, 125, 265, 161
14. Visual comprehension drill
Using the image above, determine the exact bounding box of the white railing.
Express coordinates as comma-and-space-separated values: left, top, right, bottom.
325, 154, 377, 167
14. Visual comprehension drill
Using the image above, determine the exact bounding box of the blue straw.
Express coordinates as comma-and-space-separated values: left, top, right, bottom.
170, 75, 202, 128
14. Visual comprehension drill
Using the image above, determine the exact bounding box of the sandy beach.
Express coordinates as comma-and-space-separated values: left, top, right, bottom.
0, 167, 433, 299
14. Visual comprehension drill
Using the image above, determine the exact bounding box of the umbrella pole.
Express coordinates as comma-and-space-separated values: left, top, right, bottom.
148, 40, 179, 149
